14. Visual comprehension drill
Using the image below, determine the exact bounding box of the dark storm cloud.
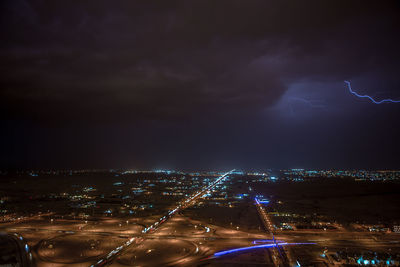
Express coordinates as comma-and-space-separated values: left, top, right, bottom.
1, 0, 396, 121
1, 1, 400, 169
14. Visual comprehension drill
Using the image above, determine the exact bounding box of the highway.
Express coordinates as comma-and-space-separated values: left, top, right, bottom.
0, 233, 32, 267
91, 169, 235, 267
254, 197, 290, 267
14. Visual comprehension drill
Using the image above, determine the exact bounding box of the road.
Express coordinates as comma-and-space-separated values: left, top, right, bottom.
254, 197, 291, 267
0, 233, 32, 267
92, 170, 235, 267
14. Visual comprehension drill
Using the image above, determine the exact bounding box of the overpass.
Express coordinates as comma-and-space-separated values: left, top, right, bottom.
254, 197, 291, 267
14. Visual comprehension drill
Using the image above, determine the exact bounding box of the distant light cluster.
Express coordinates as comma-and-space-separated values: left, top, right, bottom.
282, 169, 400, 181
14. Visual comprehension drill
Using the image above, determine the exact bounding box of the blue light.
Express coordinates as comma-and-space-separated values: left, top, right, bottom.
345, 81, 400, 104
255, 197, 269, 205
214, 243, 278, 257
214, 242, 315, 257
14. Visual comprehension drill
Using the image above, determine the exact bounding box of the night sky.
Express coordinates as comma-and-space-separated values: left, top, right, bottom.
1, 1, 400, 170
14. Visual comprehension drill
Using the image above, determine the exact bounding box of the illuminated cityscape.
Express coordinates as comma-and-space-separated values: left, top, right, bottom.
1, 1, 400, 266
1, 169, 400, 266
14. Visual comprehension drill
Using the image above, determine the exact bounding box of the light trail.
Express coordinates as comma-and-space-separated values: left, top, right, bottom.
213, 242, 316, 258
344, 81, 400, 104
254, 197, 274, 233
254, 196, 284, 265
91, 170, 235, 267
142, 169, 235, 234
253, 239, 281, 245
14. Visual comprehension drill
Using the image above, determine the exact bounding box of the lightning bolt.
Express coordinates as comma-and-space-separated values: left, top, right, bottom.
289, 97, 325, 108
344, 81, 400, 104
